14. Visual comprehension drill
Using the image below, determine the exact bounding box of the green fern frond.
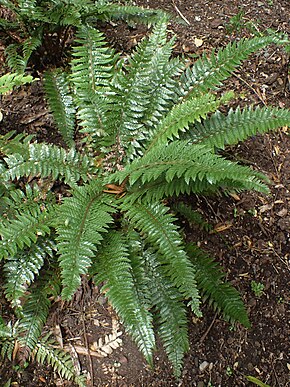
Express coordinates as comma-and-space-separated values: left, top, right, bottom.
70, 26, 117, 139
0, 72, 33, 94
5, 43, 27, 73
34, 336, 86, 386
56, 180, 115, 299
22, 35, 42, 62
122, 201, 201, 316
17, 284, 51, 351
144, 250, 189, 377
44, 71, 76, 147
96, 3, 168, 25
145, 93, 223, 151
0, 319, 15, 361
180, 35, 289, 96
4, 239, 55, 308
0, 203, 54, 260
114, 141, 269, 200
190, 106, 290, 149
71, 26, 116, 91
173, 202, 213, 232
94, 230, 155, 365
186, 245, 250, 327
0, 131, 34, 157
4, 143, 92, 186
111, 19, 177, 157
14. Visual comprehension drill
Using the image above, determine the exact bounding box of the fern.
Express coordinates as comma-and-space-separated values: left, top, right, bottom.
34, 336, 86, 386
122, 201, 201, 316
144, 250, 189, 377
94, 231, 155, 365
1, 19, 290, 379
190, 106, 290, 149
1, 0, 166, 73
43, 71, 76, 147
17, 284, 51, 351
56, 180, 115, 299
187, 245, 251, 327
3, 143, 93, 186
179, 34, 289, 96
4, 239, 55, 308
0, 72, 33, 94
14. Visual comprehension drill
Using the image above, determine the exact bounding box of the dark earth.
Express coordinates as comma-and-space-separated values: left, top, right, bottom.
0, 0, 290, 386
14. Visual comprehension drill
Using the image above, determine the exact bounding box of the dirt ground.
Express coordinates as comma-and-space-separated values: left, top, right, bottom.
0, 0, 290, 386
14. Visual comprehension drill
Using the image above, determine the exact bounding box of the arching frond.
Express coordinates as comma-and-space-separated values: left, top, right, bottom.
122, 201, 201, 316
4, 143, 92, 187
56, 181, 115, 299
180, 34, 289, 96
144, 250, 189, 377
190, 106, 290, 149
17, 284, 51, 352
113, 141, 269, 202
94, 231, 155, 365
44, 71, 76, 147
145, 93, 223, 151
0, 72, 33, 95
34, 336, 86, 386
4, 239, 55, 308
186, 245, 251, 327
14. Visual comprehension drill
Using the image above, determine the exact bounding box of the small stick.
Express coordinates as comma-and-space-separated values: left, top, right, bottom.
199, 312, 218, 344
172, 1, 191, 26
233, 72, 267, 106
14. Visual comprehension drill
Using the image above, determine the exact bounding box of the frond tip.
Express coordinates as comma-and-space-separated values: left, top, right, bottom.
187, 244, 251, 328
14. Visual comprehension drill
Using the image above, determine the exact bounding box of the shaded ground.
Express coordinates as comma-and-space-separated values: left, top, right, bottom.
0, 0, 290, 386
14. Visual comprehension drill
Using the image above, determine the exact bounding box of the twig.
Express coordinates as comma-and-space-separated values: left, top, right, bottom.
172, 1, 190, 26
199, 312, 218, 344
81, 299, 94, 386
233, 72, 267, 106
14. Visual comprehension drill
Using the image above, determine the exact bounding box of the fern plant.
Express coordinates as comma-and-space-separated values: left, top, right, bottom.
0, 0, 166, 72
1, 20, 290, 378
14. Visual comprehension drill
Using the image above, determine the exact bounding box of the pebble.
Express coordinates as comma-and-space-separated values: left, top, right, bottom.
197, 382, 205, 387
199, 361, 209, 372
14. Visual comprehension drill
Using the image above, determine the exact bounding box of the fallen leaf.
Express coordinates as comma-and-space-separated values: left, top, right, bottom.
210, 223, 232, 233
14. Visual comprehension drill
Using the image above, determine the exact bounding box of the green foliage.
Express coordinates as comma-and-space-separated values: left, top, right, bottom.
1, 20, 290, 380
0, 72, 33, 94
0, 0, 167, 72
251, 280, 265, 298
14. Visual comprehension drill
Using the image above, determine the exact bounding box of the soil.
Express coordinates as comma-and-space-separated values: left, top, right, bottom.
0, 1, 290, 386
